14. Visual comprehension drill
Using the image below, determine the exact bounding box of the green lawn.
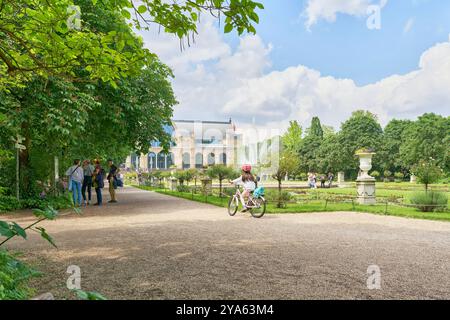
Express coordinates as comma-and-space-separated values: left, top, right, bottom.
134, 185, 450, 222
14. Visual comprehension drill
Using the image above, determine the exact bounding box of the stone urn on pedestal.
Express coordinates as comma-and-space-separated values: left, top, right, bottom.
355, 149, 376, 205
201, 178, 212, 195
169, 177, 178, 191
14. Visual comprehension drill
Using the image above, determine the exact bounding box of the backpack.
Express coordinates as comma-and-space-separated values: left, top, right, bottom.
253, 186, 265, 198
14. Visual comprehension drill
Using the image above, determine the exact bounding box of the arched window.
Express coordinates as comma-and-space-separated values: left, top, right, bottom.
208, 153, 215, 166
148, 152, 156, 170
157, 152, 166, 169
182, 153, 190, 169
167, 152, 175, 168
220, 153, 227, 165
195, 153, 203, 169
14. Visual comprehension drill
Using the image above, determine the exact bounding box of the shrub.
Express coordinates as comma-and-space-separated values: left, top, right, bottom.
383, 170, 392, 178
265, 189, 294, 208
222, 187, 236, 197
371, 171, 380, 180
123, 172, 138, 184
409, 191, 448, 212
394, 172, 404, 182
20, 195, 72, 211
0, 249, 40, 300
176, 185, 191, 193
0, 196, 22, 213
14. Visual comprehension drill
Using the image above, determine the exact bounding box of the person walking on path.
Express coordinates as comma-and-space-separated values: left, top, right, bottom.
93, 166, 104, 206
320, 175, 326, 188
107, 159, 119, 203
82, 160, 95, 206
327, 172, 334, 188
308, 172, 317, 189
65, 159, 84, 207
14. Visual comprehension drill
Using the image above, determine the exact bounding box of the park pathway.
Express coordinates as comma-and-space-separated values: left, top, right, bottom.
4, 186, 450, 299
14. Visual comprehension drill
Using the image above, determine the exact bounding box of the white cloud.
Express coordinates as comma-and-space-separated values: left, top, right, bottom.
303, 0, 388, 29
138, 21, 450, 133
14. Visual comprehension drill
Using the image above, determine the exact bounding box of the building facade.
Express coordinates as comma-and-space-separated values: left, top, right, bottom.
126, 119, 241, 171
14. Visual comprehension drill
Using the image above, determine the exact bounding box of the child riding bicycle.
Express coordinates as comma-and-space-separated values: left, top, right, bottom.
230, 164, 256, 212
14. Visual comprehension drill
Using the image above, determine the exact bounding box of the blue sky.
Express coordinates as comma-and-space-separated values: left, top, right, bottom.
229, 0, 450, 85
142, 0, 450, 130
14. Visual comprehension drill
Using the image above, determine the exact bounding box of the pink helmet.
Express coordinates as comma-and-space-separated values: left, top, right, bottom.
241, 164, 252, 172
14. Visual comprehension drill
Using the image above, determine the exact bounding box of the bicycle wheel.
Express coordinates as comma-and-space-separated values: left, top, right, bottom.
228, 197, 238, 216
250, 197, 266, 218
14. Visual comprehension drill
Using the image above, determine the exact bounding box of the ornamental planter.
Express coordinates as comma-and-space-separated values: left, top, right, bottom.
169, 178, 178, 191
201, 178, 212, 195
355, 150, 376, 205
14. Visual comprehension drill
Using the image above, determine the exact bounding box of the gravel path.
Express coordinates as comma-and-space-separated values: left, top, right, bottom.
4, 186, 450, 299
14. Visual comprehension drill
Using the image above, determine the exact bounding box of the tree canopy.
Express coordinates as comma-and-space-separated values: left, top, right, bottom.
0, 0, 264, 89
0, 0, 265, 198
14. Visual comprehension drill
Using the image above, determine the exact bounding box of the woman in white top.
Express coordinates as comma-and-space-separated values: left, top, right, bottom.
66, 159, 84, 207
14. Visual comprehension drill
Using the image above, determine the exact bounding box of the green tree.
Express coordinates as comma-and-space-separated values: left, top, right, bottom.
299, 116, 324, 172
206, 165, 234, 197
0, 0, 264, 89
282, 120, 302, 153
187, 168, 201, 188
0, 2, 177, 197
272, 150, 300, 208
399, 113, 449, 172
316, 132, 344, 174
174, 170, 194, 185
411, 159, 443, 192
379, 119, 413, 175
337, 110, 383, 177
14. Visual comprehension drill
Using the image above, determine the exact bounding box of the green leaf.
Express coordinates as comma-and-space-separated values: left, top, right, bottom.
224, 23, 233, 34
121, 9, 131, 20
249, 12, 259, 23
255, 2, 264, 9
32, 206, 58, 220
35, 227, 57, 248
0, 221, 14, 238
11, 223, 27, 239
137, 5, 147, 14
74, 289, 107, 300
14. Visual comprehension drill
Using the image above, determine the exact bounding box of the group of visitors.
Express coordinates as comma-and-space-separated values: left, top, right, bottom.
65, 159, 120, 207
308, 172, 334, 189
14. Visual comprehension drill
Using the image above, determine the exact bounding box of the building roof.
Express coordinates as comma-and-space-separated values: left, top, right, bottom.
172, 119, 232, 125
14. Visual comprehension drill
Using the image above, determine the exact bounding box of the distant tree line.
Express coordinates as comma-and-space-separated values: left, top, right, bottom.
281, 111, 449, 181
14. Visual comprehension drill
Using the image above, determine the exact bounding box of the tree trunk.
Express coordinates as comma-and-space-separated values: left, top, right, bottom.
219, 177, 223, 198
19, 121, 31, 196
278, 179, 282, 208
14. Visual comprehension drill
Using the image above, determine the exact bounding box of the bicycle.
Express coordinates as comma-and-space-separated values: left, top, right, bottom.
227, 186, 266, 218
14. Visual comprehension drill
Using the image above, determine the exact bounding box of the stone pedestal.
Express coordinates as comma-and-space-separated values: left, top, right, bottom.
410, 175, 417, 183
355, 151, 376, 205
337, 172, 346, 188
169, 178, 178, 191
356, 178, 376, 205
201, 178, 212, 195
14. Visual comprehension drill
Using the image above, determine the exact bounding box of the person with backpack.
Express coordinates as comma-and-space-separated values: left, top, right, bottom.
65, 159, 84, 207
92, 166, 104, 206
